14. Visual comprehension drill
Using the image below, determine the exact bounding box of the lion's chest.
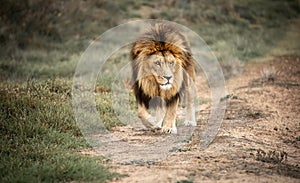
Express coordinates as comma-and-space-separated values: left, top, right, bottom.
139, 79, 179, 101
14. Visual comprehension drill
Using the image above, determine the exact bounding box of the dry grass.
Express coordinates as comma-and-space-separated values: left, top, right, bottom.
260, 66, 281, 82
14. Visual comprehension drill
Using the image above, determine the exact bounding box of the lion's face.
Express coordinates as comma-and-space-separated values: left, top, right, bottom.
138, 51, 183, 91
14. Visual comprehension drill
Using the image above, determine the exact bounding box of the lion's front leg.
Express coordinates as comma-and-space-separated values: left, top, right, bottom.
161, 98, 179, 134
184, 79, 197, 126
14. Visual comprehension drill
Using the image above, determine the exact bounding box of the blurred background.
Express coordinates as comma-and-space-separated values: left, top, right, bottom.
0, 1, 299, 182
1, 0, 299, 80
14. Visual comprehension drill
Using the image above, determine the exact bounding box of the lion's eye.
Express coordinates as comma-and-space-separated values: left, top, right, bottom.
169, 61, 175, 66
155, 62, 161, 67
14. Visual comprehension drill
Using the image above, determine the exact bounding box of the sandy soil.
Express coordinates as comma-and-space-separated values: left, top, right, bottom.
101, 55, 300, 183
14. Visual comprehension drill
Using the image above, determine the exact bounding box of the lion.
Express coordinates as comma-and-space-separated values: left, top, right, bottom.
130, 23, 196, 134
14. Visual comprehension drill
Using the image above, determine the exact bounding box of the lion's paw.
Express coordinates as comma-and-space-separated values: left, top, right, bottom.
183, 120, 197, 126
161, 126, 177, 134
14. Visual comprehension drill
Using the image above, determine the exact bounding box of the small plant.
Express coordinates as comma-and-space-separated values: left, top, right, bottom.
260, 66, 281, 82
220, 94, 238, 102
177, 180, 193, 183
255, 148, 287, 163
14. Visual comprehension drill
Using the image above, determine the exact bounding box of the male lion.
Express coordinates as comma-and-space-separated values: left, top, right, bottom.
131, 23, 196, 134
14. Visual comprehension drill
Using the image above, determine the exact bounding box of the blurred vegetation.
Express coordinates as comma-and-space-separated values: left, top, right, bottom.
0, 0, 299, 182
0, 0, 299, 80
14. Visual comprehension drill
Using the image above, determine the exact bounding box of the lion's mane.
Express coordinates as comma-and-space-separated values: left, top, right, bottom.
131, 23, 195, 108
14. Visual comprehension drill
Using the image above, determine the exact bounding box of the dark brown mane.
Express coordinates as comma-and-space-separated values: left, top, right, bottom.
131, 23, 195, 109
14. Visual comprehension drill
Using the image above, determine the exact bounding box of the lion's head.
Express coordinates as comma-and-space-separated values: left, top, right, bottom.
131, 23, 195, 101
137, 50, 183, 91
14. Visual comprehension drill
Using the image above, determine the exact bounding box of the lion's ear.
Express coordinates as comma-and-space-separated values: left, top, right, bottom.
131, 43, 141, 60
132, 42, 153, 60
134, 49, 141, 57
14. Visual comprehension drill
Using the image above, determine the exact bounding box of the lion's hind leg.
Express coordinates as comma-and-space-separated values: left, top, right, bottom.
155, 104, 166, 128
183, 79, 197, 127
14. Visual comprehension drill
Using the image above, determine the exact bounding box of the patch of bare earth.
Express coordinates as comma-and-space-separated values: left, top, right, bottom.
104, 56, 299, 183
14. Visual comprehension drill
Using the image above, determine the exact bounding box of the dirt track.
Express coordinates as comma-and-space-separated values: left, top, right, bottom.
105, 56, 300, 183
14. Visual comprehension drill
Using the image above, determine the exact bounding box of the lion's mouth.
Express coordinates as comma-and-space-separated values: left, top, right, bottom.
160, 83, 172, 90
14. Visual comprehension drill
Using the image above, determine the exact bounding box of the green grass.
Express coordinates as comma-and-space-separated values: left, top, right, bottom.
0, 80, 118, 182
0, 50, 80, 81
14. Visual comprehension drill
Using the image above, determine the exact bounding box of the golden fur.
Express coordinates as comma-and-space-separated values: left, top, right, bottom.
131, 23, 196, 133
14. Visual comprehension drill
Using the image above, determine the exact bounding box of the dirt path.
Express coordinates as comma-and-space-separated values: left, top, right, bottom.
104, 56, 300, 183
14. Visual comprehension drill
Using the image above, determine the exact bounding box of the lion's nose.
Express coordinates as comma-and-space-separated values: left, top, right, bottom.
163, 76, 172, 81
